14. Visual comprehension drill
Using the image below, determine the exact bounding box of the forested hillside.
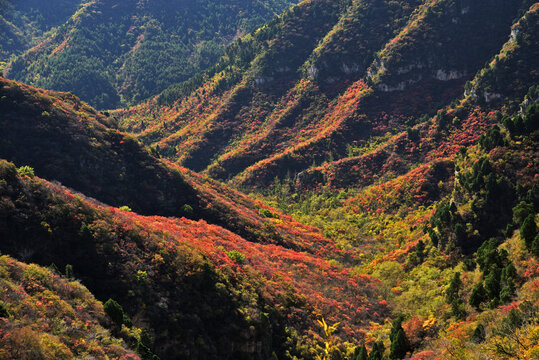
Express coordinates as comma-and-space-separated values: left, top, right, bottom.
0, 76, 390, 359
117, 0, 534, 188
3, 0, 301, 109
0, 0, 83, 64
0, 0, 538, 359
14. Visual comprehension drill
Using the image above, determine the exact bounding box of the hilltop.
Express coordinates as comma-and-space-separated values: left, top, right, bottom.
3, 0, 301, 108
117, 0, 535, 189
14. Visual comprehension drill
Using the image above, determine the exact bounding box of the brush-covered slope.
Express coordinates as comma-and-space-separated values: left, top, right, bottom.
296, 1, 539, 191
251, 5, 539, 358
117, 0, 532, 188
0, 159, 386, 359
0, 75, 342, 254
0, 0, 84, 63
260, 99, 539, 358
0, 255, 140, 359
4, 0, 301, 109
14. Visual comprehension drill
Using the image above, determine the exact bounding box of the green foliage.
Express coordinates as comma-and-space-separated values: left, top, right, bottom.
6, 0, 300, 108
446, 273, 467, 319
446, 272, 462, 304
17, 165, 34, 178
258, 208, 276, 218
469, 283, 487, 310
119, 206, 133, 212
504, 104, 539, 136
352, 344, 368, 360
181, 204, 194, 215
513, 201, 534, 226
368, 341, 385, 360
475, 238, 517, 307
390, 328, 410, 359
389, 316, 410, 359
451, 298, 467, 320
104, 298, 125, 327
521, 214, 537, 251
226, 250, 246, 264
479, 125, 505, 151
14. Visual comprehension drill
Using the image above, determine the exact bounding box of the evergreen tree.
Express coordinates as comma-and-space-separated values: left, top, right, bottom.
389, 316, 410, 359
451, 299, 467, 319
104, 298, 125, 327
353, 344, 368, 360
469, 283, 487, 310
484, 265, 502, 300
521, 214, 537, 250
390, 328, 410, 359
446, 272, 462, 304
368, 341, 385, 360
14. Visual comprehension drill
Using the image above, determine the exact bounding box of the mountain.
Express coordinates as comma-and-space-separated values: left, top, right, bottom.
3, 0, 301, 109
0, 157, 385, 359
0, 0, 538, 359
0, 255, 140, 359
117, 0, 534, 189
114, 1, 539, 358
0, 76, 389, 358
0, 75, 339, 252
0, 0, 84, 64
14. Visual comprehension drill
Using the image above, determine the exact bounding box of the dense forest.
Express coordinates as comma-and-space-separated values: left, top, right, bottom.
0, 0, 538, 359
2, 0, 301, 109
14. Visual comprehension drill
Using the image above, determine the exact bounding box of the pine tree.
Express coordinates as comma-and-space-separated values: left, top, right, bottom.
446, 272, 462, 304
469, 283, 487, 310
390, 329, 410, 359
521, 214, 537, 250
104, 298, 125, 327
353, 344, 368, 360
368, 341, 385, 360
389, 315, 410, 359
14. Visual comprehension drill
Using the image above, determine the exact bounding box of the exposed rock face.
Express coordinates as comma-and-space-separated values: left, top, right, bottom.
341, 62, 360, 75
434, 69, 467, 81
254, 76, 275, 86
307, 64, 319, 78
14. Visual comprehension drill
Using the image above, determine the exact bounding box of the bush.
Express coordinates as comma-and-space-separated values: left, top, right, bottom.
258, 208, 276, 218
226, 250, 245, 264
17, 165, 35, 178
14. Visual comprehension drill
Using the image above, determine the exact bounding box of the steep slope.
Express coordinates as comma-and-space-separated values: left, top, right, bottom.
0, 159, 386, 359
0, 255, 140, 359
296, 1, 539, 191
0, 76, 339, 254
117, 0, 531, 189
0, 0, 84, 63
4, 0, 301, 108
252, 5, 539, 358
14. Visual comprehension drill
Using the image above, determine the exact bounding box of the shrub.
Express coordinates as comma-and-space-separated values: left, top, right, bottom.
17, 165, 35, 178
258, 208, 276, 218
181, 204, 193, 215
226, 250, 245, 264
